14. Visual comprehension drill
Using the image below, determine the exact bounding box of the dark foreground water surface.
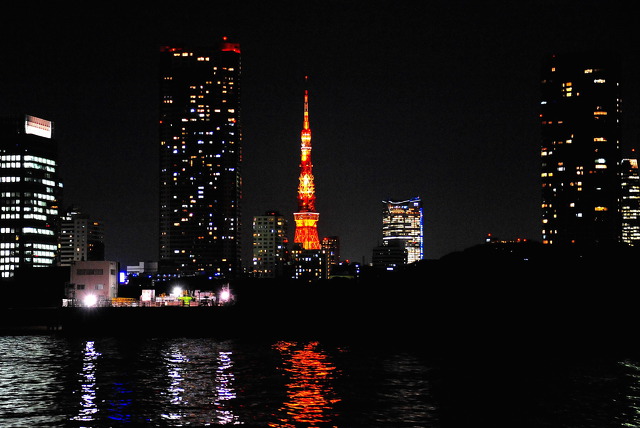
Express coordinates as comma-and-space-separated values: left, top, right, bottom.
2, 335, 640, 427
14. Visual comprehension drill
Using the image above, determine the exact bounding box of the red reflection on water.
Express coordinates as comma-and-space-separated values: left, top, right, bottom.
270, 341, 340, 427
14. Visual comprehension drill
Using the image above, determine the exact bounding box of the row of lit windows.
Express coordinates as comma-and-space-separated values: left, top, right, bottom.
22, 227, 54, 236
23, 162, 55, 172
0, 206, 54, 215
0, 155, 55, 165
29, 243, 56, 250
1, 213, 49, 220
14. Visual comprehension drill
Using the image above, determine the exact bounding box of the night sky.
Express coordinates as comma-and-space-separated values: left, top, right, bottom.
1, 1, 639, 267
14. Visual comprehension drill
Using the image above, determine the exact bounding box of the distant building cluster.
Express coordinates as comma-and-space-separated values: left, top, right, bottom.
1, 43, 639, 304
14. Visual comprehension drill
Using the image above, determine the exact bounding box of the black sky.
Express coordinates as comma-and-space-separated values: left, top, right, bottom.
1, 1, 639, 267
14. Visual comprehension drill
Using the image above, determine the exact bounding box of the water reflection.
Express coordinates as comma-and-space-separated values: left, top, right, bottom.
214, 350, 239, 424
271, 341, 340, 427
156, 341, 241, 425
0, 336, 443, 426
106, 381, 134, 423
71, 341, 101, 422
618, 360, 640, 427
161, 344, 188, 421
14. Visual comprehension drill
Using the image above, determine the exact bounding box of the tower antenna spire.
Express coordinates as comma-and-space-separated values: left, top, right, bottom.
303, 75, 310, 131
293, 75, 321, 250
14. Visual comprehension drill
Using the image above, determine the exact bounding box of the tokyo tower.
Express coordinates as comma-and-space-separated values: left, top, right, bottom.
293, 77, 321, 249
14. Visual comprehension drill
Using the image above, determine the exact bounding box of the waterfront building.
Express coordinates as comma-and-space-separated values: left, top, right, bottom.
252, 211, 288, 278
58, 205, 104, 266
381, 197, 424, 264
0, 115, 62, 278
158, 38, 242, 278
66, 260, 119, 306
293, 77, 321, 250
540, 52, 627, 246
126, 261, 159, 276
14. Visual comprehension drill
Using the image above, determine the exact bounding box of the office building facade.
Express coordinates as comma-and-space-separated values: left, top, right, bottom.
159, 39, 242, 278
252, 211, 288, 278
540, 52, 625, 246
381, 197, 424, 264
58, 205, 104, 266
0, 115, 62, 278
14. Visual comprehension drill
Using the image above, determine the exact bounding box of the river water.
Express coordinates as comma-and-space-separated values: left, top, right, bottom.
1, 335, 640, 427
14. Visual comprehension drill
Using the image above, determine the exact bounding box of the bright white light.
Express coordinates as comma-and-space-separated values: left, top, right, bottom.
84, 294, 98, 307
219, 289, 230, 303
173, 287, 182, 297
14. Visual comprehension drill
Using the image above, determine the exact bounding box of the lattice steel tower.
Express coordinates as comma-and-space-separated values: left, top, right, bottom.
293, 77, 321, 249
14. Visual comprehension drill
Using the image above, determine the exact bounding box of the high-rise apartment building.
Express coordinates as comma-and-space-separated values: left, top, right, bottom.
321, 236, 340, 266
252, 211, 288, 278
0, 115, 62, 277
58, 205, 104, 266
620, 157, 640, 245
159, 38, 242, 278
540, 52, 627, 246
381, 197, 424, 264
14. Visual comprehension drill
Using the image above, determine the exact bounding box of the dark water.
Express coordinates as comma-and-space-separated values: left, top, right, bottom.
1, 335, 640, 427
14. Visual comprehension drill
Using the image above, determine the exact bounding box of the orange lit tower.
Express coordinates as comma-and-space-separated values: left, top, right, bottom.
293, 78, 321, 249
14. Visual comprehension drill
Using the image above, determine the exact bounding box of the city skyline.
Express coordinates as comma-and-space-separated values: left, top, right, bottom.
2, 1, 639, 267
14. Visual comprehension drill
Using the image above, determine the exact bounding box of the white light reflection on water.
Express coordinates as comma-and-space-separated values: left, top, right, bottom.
70, 341, 101, 423
161, 345, 189, 421
214, 350, 239, 424
0, 336, 70, 426
619, 360, 640, 427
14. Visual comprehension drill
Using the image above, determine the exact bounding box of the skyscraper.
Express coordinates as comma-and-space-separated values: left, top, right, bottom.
540, 52, 624, 246
620, 157, 640, 245
159, 38, 242, 278
293, 77, 321, 250
252, 211, 288, 278
381, 197, 424, 264
58, 205, 105, 266
0, 115, 62, 277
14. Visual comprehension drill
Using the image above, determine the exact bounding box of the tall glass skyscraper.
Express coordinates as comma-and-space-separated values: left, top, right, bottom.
159, 38, 242, 278
540, 52, 625, 246
381, 197, 424, 264
0, 115, 62, 277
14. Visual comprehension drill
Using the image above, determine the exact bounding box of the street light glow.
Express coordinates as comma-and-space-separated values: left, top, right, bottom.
83, 294, 97, 307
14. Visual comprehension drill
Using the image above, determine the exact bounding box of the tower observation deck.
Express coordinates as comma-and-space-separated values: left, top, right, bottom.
293, 77, 321, 249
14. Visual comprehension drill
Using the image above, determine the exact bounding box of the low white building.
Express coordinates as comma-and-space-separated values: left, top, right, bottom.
67, 260, 119, 306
